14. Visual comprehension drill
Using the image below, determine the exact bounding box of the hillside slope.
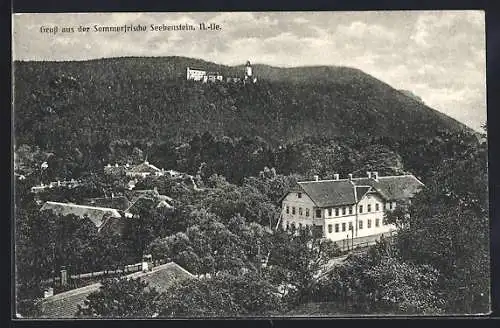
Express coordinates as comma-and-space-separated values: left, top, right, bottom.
13, 56, 469, 150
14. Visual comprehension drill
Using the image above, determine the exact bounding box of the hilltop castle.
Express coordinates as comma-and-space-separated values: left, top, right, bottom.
186, 60, 257, 84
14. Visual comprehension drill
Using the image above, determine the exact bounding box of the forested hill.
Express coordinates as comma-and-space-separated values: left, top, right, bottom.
14, 56, 469, 150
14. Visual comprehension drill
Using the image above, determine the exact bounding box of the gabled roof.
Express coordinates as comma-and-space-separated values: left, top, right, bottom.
287, 174, 424, 208
297, 180, 356, 208
40, 202, 121, 230
37, 262, 194, 318
127, 162, 162, 174
355, 185, 373, 200
124, 190, 175, 214
352, 175, 424, 201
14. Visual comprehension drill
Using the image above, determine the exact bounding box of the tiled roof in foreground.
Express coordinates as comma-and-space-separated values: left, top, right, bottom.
37, 262, 193, 319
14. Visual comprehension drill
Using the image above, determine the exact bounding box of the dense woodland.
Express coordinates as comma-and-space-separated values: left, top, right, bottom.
13, 57, 490, 317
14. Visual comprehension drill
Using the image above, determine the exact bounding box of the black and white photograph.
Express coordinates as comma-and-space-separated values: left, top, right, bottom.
12, 11, 489, 318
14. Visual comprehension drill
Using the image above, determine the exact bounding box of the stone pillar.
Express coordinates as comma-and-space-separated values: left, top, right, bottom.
60, 268, 68, 287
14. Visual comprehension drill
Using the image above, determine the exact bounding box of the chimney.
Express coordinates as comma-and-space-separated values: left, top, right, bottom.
348, 173, 353, 181
372, 171, 379, 180
60, 268, 68, 287
367, 172, 372, 179
313, 175, 319, 181
44, 287, 54, 298
333, 174, 340, 181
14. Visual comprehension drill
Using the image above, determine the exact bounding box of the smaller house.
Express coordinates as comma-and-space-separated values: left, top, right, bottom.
206, 72, 223, 82
126, 161, 165, 178
124, 189, 174, 218
104, 163, 127, 176
40, 201, 123, 234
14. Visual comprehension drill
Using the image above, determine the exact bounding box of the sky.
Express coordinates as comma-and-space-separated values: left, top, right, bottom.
13, 11, 486, 131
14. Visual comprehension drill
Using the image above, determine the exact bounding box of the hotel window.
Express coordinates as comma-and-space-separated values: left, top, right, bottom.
286, 222, 290, 230
389, 202, 393, 210
359, 220, 363, 229
299, 223, 303, 230
376, 218, 380, 227
328, 208, 332, 216
367, 204, 372, 212
367, 219, 372, 228
349, 222, 353, 230
297, 192, 302, 198
375, 203, 379, 211
335, 208, 339, 216
342, 207, 346, 215
328, 224, 333, 233
306, 208, 310, 217
349, 206, 353, 215
286, 206, 289, 214
299, 207, 303, 216
342, 222, 346, 231
316, 209, 322, 218
359, 205, 363, 213
335, 224, 339, 232
292, 207, 296, 215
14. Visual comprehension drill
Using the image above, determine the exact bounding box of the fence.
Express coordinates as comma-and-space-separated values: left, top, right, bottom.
41, 258, 170, 285
335, 232, 395, 253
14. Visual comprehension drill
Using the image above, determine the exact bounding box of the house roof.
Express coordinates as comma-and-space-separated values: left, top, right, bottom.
351, 175, 424, 201
82, 196, 130, 211
127, 162, 162, 174
292, 174, 423, 208
104, 165, 126, 175
298, 180, 356, 208
125, 191, 174, 214
37, 262, 194, 318
40, 202, 122, 230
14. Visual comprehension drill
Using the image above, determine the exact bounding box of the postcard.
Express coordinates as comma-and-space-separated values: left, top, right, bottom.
12, 11, 489, 318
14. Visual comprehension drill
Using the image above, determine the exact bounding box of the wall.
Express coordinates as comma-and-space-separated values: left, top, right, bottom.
186, 68, 206, 81
281, 192, 322, 231
355, 192, 395, 238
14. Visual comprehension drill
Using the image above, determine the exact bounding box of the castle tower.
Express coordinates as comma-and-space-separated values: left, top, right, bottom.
245, 60, 253, 79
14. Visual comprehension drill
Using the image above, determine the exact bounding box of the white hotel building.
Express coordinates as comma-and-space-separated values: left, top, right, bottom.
280, 172, 424, 243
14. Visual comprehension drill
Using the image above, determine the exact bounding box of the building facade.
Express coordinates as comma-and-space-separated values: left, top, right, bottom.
280, 172, 423, 243
186, 67, 207, 81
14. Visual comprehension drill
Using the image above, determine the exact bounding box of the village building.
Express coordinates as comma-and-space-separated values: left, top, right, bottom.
123, 189, 175, 218
36, 262, 194, 318
125, 161, 165, 178
205, 71, 223, 83
40, 201, 125, 234
280, 172, 424, 243
30, 179, 82, 193
186, 67, 206, 81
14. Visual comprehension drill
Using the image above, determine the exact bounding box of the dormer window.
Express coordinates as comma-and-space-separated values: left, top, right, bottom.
297, 192, 302, 198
